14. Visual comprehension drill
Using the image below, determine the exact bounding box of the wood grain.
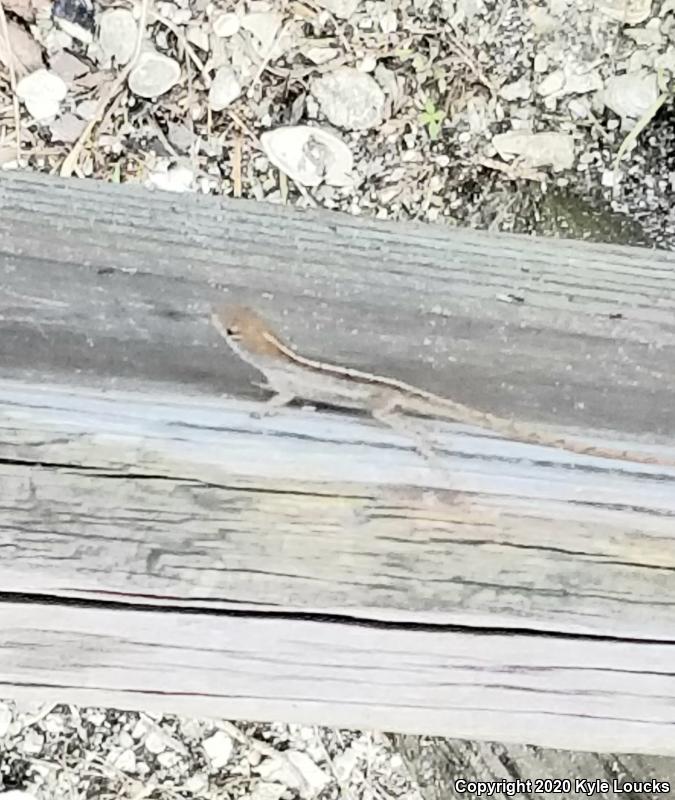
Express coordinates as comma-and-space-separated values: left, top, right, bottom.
1, 172, 675, 755
1, 381, 674, 639
1, 171, 675, 435
1, 600, 674, 756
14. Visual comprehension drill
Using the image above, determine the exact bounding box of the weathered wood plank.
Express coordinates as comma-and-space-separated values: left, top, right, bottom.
1, 600, 674, 756
1, 381, 674, 641
1, 172, 675, 755
1, 171, 675, 436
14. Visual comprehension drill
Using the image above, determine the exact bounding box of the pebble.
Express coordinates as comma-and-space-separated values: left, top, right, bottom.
49, 112, 87, 142
147, 165, 196, 195
99, 8, 137, 65
112, 747, 136, 772
492, 130, 575, 171
247, 783, 287, 800
16, 69, 67, 121
21, 729, 44, 756
311, 0, 360, 17
565, 67, 603, 95
602, 71, 659, 121
212, 11, 240, 37
0, 703, 11, 736
144, 729, 167, 754
533, 52, 548, 73
128, 50, 181, 98
256, 751, 330, 799
311, 67, 385, 130
202, 730, 233, 769
303, 45, 339, 65
76, 98, 98, 119
240, 11, 284, 56
597, 0, 651, 24
537, 69, 565, 96
208, 66, 241, 111
379, 9, 397, 32
261, 124, 354, 186
568, 97, 590, 118
49, 50, 89, 82
357, 54, 377, 72
186, 25, 210, 51
499, 76, 531, 101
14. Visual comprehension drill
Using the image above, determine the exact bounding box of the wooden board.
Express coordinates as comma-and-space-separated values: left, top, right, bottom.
1, 600, 674, 756
1, 171, 675, 755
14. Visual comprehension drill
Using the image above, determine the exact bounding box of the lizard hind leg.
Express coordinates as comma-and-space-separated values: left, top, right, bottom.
370, 393, 447, 471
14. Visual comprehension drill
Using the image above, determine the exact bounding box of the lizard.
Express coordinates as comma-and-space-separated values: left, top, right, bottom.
211, 304, 675, 468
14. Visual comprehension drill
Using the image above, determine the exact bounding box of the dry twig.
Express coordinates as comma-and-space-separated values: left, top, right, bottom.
0, 0, 21, 160
60, 0, 149, 177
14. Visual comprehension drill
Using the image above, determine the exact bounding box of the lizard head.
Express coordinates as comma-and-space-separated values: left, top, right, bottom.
211, 304, 285, 358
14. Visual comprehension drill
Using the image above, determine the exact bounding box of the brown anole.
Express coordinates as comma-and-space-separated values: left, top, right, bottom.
211, 304, 675, 468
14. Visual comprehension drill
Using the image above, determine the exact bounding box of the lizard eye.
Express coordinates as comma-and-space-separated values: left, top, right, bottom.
226, 326, 240, 338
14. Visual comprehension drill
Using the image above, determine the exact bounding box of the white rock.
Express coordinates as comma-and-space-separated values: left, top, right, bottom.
655, 46, 675, 72
99, 8, 137, 65
247, 783, 286, 800
533, 52, 548, 73
167, 120, 194, 151
261, 125, 354, 187
379, 9, 397, 32
303, 45, 339, 65
112, 747, 136, 772
598, 0, 651, 24
311, 0, 360, 17
16, 69, 67, 121
528, 5, 559, 33
50, 50, 89, 82
76, 98, 98, 119
312, 67, 385, 130
568, 97, 590, 118
241, 11, 284, 56
208, 66, 241, 111
564, 68, 603, 95
358, 54, 377, 72
184, 774, 209, 793
0, 702, 12, 736
21, 729, 44, 755
257, 752, 330, 799
186, 25, 210, 51
537, 69, 565, 96
212, 11, 240, 37
0, 792, 39, 800
202, 730, 233, 769
624, 26, 662, 45
601, 71, 659, 121
147, 163, 194, 192
157, 750, 180, 768
128, 50, 180, 97
49, 113, 86, 142
492, 130, 575, 171
499, 76, 531, 101
55, 15, 93, 44
332, 744, 359, 781
144, 729, 167, 754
